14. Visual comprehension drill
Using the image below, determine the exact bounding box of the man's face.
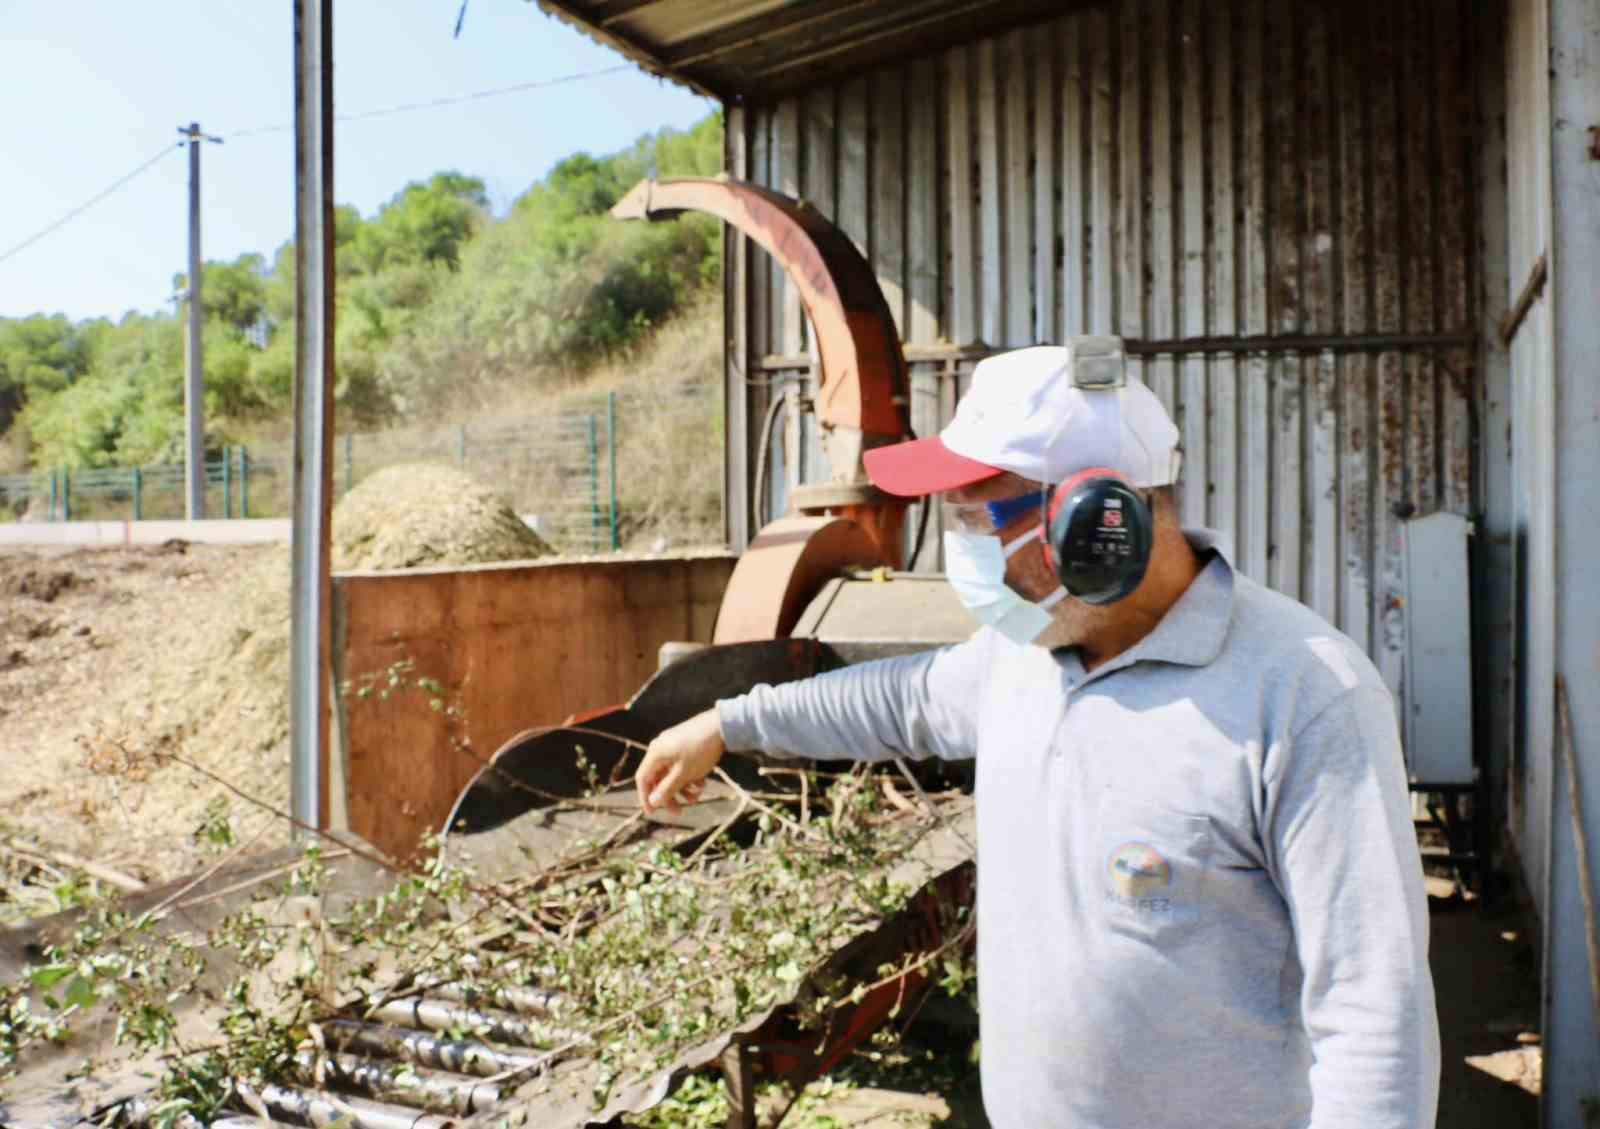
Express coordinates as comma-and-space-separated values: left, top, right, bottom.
940, 472, 1119, 649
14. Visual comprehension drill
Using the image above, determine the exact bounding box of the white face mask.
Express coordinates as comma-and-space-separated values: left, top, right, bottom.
943, 527, 1069, 646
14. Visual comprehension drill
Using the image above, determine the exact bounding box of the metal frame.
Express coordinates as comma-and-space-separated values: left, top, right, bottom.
290, 0, 336, 833
1541, 0, 1600, 1117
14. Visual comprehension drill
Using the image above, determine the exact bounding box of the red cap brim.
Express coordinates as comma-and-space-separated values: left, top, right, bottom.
863, 436, 1004, 497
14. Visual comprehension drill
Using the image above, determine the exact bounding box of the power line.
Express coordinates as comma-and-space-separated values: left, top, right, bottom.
225, 63, 635, 139
0, 63, 654, 269
0, 142, 181, 267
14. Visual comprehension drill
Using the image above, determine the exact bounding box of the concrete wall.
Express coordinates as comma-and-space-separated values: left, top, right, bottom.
329, 552, 736, 860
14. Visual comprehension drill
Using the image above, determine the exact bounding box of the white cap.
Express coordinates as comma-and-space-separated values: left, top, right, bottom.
864, 340, 1181, 496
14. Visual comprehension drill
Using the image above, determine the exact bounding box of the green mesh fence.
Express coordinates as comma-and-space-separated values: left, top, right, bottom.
0, 381, 719, 555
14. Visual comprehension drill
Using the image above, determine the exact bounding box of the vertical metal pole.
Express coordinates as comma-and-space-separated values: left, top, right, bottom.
607, 391, 619, 550
49, 469, 57, 522
222, 445, 232, 518
291, 0, 335, 836
62, 468, 71, 522
240, 447, 249, 518
588, 414, 600, 549
1544, 0, 1600, 1111
132, 466, 142, 521
183, 122, 206, 520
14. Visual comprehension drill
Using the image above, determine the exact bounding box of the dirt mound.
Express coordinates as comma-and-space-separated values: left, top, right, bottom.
0, 465, 556, 890
332, 463, 552, 571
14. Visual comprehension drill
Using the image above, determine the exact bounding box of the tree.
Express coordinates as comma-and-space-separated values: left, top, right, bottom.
351, 171, 487, 272
1, 110, 728, 468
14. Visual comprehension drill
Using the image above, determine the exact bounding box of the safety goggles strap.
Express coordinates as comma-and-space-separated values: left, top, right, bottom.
983, 489, 1046, 531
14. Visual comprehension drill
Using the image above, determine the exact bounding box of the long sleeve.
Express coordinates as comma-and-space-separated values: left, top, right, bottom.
1264, 685, 1441, 1129
715, 633, 992, 763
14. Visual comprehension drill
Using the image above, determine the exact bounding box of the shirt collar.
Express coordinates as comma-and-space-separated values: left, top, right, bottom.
1072, 528, 1236, 677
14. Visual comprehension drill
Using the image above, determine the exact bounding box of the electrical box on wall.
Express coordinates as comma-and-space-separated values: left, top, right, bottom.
1401, 512, 1476, 786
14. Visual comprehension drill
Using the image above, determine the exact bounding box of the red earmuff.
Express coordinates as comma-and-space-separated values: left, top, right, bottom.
1043, 467, 1154, 605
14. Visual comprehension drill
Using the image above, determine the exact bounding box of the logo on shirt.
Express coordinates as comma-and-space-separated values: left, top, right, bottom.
1107, 841, 1171, 897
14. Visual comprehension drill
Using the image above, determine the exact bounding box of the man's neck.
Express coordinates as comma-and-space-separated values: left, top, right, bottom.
1075, 533, 1206, 671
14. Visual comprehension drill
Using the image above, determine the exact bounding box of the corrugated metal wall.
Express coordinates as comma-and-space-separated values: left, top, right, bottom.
729, 0, 1481, 699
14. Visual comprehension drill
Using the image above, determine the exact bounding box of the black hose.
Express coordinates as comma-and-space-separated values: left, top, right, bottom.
906, 485, 933, 571
751, 388, 788, 532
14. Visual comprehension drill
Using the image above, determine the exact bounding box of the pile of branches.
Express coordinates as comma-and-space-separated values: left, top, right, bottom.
0, 740, 975, 1127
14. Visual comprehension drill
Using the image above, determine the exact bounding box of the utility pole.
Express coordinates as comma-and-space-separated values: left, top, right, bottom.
178, 122, 222, 520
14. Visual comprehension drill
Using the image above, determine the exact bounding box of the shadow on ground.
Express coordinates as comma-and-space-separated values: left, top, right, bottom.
1431, 882, 1542, 1129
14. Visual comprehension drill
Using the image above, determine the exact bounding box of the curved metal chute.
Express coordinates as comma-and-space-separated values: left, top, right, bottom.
611, 177, 910, 444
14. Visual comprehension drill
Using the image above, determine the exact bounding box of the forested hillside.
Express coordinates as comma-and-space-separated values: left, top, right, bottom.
0, 112, 722, 473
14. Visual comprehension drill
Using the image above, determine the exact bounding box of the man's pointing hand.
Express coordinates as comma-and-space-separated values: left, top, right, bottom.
635, 707, 725, 816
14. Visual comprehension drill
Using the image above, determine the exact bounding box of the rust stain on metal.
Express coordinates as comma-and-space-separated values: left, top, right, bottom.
1498, 253, 1548, 345
614, 177, 911, 567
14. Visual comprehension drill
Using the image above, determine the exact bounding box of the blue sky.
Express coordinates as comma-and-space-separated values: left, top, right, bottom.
0, 1, 715, 322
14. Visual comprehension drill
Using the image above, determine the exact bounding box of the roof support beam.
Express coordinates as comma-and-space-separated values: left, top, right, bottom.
591, 0, 663, 27
662, 0, 885, 68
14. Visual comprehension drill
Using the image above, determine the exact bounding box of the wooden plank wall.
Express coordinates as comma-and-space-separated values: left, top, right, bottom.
332, 554, 736, 859
736, 0, 1482, 705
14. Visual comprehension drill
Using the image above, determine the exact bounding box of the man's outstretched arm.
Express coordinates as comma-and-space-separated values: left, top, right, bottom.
636, 636, 991, 814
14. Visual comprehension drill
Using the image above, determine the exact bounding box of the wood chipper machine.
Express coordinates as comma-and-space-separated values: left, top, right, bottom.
431, 178, 985, 1124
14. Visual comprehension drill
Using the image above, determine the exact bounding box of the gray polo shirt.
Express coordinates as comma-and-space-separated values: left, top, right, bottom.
717, 534, 1439, 1129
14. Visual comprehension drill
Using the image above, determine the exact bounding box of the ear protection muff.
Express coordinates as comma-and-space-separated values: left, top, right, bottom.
1042, 467, 1153, 605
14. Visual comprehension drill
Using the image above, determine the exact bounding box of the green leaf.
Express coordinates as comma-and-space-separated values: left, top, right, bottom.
30, 964, 73, 989
64, 976, 97, 1011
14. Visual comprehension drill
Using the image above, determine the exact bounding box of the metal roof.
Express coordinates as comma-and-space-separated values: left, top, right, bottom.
532, 0, 1070, 102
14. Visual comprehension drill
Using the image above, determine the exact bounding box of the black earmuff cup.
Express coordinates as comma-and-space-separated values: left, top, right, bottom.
1047, 478, 1153, 604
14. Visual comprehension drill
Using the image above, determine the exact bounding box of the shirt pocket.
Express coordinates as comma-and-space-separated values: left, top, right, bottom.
1095, 790, 1216, 943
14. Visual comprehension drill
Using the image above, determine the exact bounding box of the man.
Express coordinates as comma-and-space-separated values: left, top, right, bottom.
636, 342, 1440, 1128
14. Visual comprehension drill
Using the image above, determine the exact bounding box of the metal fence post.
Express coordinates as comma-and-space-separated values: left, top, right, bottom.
132, 466, 143, 521
49, 469, 58, 522
223, 446, 233, 519
343, 433, 354, 495
458, 424, 468, 466
62, 467, 71, 522
240, 446, 250, 518
607, 391, 619, 550
588, 413, 600, 549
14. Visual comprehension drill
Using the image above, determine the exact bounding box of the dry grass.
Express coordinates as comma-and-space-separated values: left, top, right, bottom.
230, 291, 725, 554
0, 428, 29, 477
